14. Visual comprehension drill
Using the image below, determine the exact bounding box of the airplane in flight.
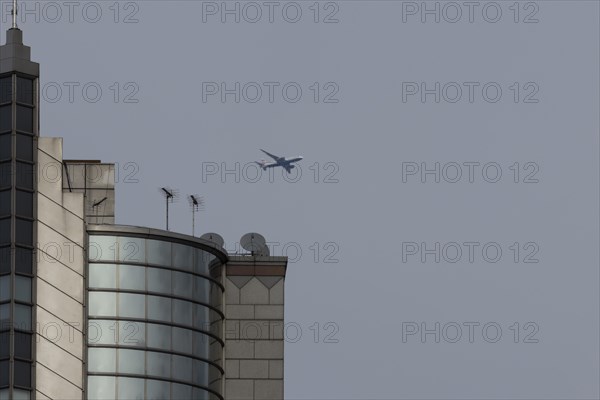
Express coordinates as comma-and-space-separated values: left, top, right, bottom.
255, 149, 303, 173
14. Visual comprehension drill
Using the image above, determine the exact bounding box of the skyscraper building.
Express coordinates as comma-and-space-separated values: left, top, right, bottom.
1, 23, 287, 400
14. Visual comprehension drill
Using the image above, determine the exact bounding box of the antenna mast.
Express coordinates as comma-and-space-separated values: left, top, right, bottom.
188, 195, 204, 237
160, 188, 178, 231
12, 0, 18, 28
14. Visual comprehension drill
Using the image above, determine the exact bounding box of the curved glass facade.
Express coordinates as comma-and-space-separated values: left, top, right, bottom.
86, 230, 225, 400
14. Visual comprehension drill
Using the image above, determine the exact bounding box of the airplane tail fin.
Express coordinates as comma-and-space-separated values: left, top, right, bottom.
255, 160, 267, 170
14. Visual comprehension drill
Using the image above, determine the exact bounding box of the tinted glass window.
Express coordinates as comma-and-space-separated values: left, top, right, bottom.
0, 247, 9, 274
89, 236, 118, 262
0, 275, 9, 301
0, 190, 9, 217
17, 78, 34, 105
88, 292, 116, 317
147, 295, 170, 322
87, 376, 116, 400
0, 163, 10, 188
16, 162, 33, 189
0, 78, 11, 103
16, 106, 33, 133
119, 265, 145, 291
147, 267, 171, 294
16, 190, 33, 218
0, 106, 11, 132
0, 360, 8, 386
15, 247, 32, 274
14, 360, 31, 387
146, 378, 170, 400
118, 349, 145, 374
14, 331, 32, 359
14, 304, 31, 331
173, 299, 192, 326
118, 293, 145, 318
0, 332, 8, 358
173, 243, 193, 271
172, 355, 193, 383
172, 327, 192, 354
15, 276, 32, 303
117, 377, 144, 400
89, 264, 116, 288
147, 239, 171, 266
146, 323, 171, 350
88, 347, 116, 373
0, 135, 10, 160
0, 218, 10, 245
172, 383, 192, 400
16, 134, 33, 161
15, 218, 32, 246
0, 304, 9, 326
118, 236, 145, 263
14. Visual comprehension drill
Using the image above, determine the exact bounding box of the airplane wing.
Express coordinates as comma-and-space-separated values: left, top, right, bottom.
284, 165, 295, 173
260, 149, 281, 162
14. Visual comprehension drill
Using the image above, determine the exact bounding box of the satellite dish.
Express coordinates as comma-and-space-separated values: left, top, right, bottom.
240, 232, 269, 256
200, 233, 225, 248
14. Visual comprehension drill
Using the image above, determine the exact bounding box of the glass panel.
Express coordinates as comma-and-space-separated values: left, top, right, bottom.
173, 272, 192, 299
147, 267, 171, 294
0, 191, 8, 217
194, 276, 210, 303
146, 379, 170, 400
0, 304, 9, 327
194, 304, 210, 329
192, 387, 211, 400
0, 332, 8, 358
16, 105, 33, 133
0, 389, 6, 400
172, 354, 193, 383
146, 323, 171, 350
193, 332, 210, 359
88, 319, 117, 345
119, 265, 145, 291
88, 292, 117, 317
0, 247, 9, 274
117, 377, 144, 400
0, 135, 10, 161
16, 134, 33, 162
87, 376, 116, 400
0, 219, 9, 245
0, 361, 8, 386
15, 275, 31, 302
14, 360, 31, 387
15, 247, 32, 274
89, 264, 117, 288
0, 276, 9, 301
147, 239, 171, 266
119, 321, 145, 347
173, 299, 192, 326
118, 293, 145, 318
147, 295, 170, 322
89, 235, 118, 262
118, 349, 145, 374
0, 163, 10, 188
12, 389, 31, 400
16, 162, 33, 189
118, 236, 145, 263
146, 351, 170, 378
193, 359, 210, 385
15, 218, 32, 245
14, 304, 31, 331
0, 106, 10, 132
173, 243, 193, 271
172, 383, 192, 400
195, 249, 210, 275
17, 78, 34, 105
15, 190, 33, 218
172, 327, 192, 354
0, 78, 11, 103
14, 332, 32, 359
88, 347, 116, 373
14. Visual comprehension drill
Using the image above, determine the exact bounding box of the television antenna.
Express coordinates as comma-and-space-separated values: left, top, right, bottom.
188, 194, 204, 237
12, 0, 17, 28
159, 187, 178, 231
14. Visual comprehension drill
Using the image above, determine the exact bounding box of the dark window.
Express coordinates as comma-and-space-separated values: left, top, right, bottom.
16, 218, 32, 246
0, 219, 10, 245
16, 106, 33, 133
0, 360, 8, 387
0, 163, 10, 188
0, 106, 11, 132
14, 360, 31, 387
0, 134, 10, 160
0, 190, 9, 216
0, 247, 9, 274
17, 78, 34, 105
0, 78, 11, 103
16, 191, 32, 218
15, 247, 32, 274
16, 162, 33, 189
0, 332, 8, 358
16, 134, 33, 161
15, 332, 32, 360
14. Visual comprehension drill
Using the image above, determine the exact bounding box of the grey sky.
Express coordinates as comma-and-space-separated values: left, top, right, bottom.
2, 0, 599, 398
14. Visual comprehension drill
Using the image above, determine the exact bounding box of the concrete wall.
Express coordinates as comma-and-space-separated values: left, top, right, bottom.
224, 256, 287, 400
35, 138, 86, 399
